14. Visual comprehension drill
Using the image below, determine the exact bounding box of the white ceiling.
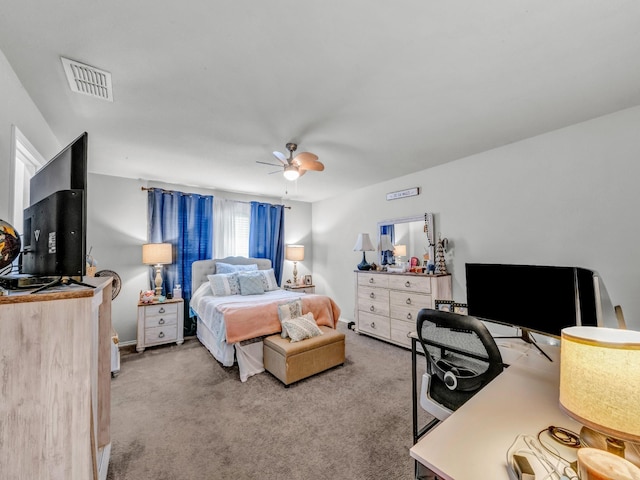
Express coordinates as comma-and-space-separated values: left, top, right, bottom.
2, 1, 640, 203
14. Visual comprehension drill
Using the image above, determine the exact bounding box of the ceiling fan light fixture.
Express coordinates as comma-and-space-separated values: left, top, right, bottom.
283, 165, 300, 181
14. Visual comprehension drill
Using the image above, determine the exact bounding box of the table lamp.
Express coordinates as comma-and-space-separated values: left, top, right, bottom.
285, 244, 304, 284
393, 244, 407, 264
353, 233, 375, 271
142, 243, 173, 296
379, 234, 394, 265
559, 326, 640, 467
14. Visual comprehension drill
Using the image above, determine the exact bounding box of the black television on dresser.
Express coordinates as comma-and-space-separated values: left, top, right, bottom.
21, 132, 88, 279
465, 263, 610, 338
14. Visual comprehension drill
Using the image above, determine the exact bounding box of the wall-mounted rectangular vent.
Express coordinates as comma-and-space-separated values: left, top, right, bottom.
61, 57, 113, 102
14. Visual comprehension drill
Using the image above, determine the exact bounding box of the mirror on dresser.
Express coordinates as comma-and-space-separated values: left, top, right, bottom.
377, 213, 435, 270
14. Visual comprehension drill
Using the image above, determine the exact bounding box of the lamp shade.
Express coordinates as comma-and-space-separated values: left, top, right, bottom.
142, 243, 172, 265
285, 244, 305, 262
393, 244, 407, 257
353, 233, 375, 252
560, 326, 640, 444
379, 234, 394, 252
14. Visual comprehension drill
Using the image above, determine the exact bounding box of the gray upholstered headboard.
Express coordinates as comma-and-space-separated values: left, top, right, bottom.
191, 256, 272, 293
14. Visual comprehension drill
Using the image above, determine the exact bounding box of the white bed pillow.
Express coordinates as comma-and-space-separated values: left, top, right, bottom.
238, 273, 265, 295
260, 269, 279, 291
215, 262, 258, 274
207, 273, 240, 296
277, 299, 303, 338
282, 313, 323, 343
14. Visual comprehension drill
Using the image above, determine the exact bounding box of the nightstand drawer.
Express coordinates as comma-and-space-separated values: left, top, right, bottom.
144, 303, 178, 317
144, 312, 178, 328
145, 324, 178, 345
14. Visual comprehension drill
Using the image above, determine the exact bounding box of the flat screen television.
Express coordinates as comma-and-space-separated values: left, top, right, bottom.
21, 132, 88, 279
465, 263, 605, 338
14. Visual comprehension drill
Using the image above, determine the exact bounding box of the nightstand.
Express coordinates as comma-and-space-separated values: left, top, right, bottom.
283, 284, 315, 294
137, 298, 184, 352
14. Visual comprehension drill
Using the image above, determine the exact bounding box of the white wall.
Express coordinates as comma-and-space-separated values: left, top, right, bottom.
87, 174, 313, 343
312, 105, 640, 331
0, 49, 59, 221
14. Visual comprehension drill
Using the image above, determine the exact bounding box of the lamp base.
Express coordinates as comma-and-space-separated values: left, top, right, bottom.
357, 252, 371, 271
580, 426, 640, 468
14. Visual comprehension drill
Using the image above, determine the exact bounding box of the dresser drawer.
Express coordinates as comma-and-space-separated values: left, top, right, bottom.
358, 297, 390, 317
388, 275, 432, 293
357, 273, 389, 288
358, 285, 390, 303
145, 324, 178, 344
358, 311, 391, 339
390, 318, 414, 348
389, 290, 432, 309
390, 304, 422, 323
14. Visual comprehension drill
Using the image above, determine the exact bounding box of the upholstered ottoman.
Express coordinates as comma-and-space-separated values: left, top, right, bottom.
263, 326, 345, 386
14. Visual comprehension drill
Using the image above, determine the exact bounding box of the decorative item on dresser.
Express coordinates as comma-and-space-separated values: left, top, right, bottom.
353, 233, 375, 271
354, 270, 452, 348
137, 298, 185, 352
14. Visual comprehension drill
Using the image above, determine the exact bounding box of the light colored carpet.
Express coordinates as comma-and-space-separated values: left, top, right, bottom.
106, 322, 432, 480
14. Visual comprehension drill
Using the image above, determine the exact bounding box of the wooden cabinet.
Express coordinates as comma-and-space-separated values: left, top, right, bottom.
137, 298, 184, 352
0, 277, 112, 480
355, 271, 452, 348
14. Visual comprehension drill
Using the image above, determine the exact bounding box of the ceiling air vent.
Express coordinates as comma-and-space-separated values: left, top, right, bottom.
61, 57, 113, 102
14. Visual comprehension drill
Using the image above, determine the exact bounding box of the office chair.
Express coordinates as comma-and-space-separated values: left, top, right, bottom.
416, 309, 504, 434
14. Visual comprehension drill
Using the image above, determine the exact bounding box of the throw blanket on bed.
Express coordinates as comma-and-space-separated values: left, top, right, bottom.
219, 294, 341, 344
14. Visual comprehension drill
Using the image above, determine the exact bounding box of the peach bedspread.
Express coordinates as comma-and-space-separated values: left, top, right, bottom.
219, 294, 341, 344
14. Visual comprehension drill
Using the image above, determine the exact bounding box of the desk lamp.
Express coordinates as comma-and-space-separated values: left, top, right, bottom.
285, 244, 304, 284
142, 243, 173, 296
560, 326, 640, 468
353, 233, 375, 271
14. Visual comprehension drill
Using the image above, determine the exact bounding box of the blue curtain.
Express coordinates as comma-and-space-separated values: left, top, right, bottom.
248, 201, 285, 284
380, 224, 395, 265
148, 189, 213, 336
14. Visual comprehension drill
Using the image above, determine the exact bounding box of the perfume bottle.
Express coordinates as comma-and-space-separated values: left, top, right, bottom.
173, 284, 182, 299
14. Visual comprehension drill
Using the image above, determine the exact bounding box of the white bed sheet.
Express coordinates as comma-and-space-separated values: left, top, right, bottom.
191, 283, 303, 382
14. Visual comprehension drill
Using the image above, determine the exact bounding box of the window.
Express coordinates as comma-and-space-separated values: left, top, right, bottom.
213, 199, 251, 258
9, 125, 45, 234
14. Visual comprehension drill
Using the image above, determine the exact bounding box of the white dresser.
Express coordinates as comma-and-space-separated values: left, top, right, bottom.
355, 271, 452, 348
137, 298, 184, 352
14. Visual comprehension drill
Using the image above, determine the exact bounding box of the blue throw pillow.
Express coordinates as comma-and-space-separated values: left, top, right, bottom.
238, 273, 265, 295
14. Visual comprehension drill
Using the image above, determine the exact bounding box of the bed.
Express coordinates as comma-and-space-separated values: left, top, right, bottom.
190, 256, 341, 382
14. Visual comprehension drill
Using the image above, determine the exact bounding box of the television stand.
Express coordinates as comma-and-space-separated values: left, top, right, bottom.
31, 276, 96, 294
496, 330, 553, 362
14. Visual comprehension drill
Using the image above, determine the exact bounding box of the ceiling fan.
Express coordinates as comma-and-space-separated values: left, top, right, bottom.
257, 143, 324, 181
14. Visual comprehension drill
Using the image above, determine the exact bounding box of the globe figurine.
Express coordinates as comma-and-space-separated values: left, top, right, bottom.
0, 219, 21, 270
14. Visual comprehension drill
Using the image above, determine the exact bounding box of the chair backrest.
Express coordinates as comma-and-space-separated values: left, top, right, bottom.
417, 309, 503, 409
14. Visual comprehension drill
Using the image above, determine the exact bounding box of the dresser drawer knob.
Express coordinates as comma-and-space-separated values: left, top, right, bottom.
370, 292, 375, 299
406, 313, 412, 320
370, 305, 375, 312
158, 331, 165, 338
406, 298, 412, 305
369, 278, 374, 284
371, 322, 375, 328
405, 281, 411, 288
158, 318, 165, 325
158, 307, 166, 314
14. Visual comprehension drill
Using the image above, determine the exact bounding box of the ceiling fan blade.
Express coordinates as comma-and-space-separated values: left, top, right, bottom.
294, 152, 318, 164
295, 156, 324, 172
298, 169, 307, 177
256, 161, 283, 167
272, 151, 288, 165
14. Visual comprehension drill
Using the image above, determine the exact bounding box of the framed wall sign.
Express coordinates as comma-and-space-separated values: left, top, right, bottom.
386, 187, 419, 201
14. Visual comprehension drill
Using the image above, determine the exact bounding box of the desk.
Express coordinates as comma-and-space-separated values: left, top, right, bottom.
410, 336, 581, 480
